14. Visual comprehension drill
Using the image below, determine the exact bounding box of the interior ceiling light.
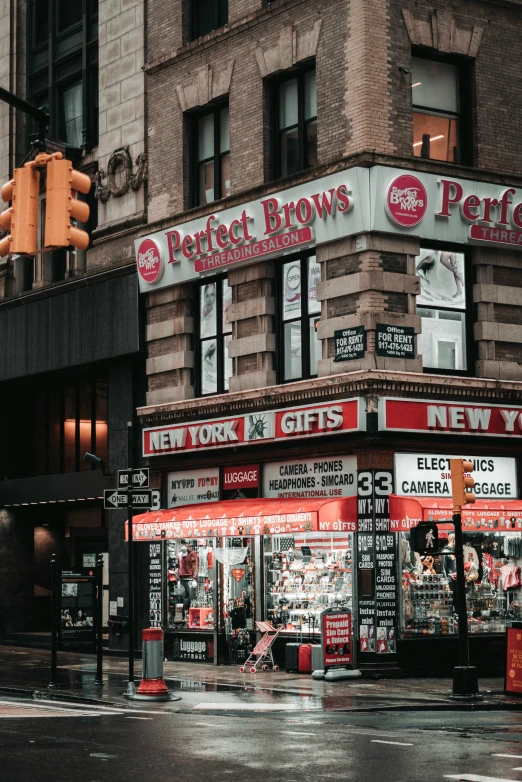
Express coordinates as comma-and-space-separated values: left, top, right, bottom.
412, 82, 421, 87
413, 134, 444, 147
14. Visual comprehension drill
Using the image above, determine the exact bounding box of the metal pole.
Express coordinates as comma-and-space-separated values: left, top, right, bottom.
48, 553, 58, 689
452, 511, 479, 696
126, 422, 136, 696
94, 554, 104, 686
453, 512, 469, 668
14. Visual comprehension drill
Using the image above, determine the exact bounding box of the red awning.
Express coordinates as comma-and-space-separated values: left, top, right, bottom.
130, 496, 357, 541
389, 495, 522, 532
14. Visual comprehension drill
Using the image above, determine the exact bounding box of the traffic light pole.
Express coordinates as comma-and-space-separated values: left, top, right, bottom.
0, 87, 49, 148
126, 422, 136, 697
452, 511, 479, 697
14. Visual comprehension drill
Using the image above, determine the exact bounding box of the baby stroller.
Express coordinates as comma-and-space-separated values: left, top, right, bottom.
239, 621, 281, 673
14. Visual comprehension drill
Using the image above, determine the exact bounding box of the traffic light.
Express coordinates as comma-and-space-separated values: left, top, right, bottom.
0, 164, 40, 256
44, 155, 91, 251
450, 458, 476, 512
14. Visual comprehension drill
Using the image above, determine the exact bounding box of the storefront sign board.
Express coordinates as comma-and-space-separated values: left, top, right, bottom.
321, 609, 352, 668
223, 465, 259, 490
333, 327, 366, 362
143, 398, 365, 457
395, 454, 518, 499
373, 166, 522, 251
168, 468, 220, 508
379, 398, 522, 438
375, 324, 415, 359
135, 169, 369, 291
148, 542, 163, 628
389, 496, 522, 531
506, 624, 522, 695
263, 456, 357, 499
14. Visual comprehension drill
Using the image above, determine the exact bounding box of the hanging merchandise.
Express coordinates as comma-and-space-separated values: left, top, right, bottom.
213, 548, 247, 567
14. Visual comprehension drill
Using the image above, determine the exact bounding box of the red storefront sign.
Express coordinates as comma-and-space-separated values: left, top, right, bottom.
129, 496, 357, 541
223, 465, 259, 490
506, 625, 522, 695
322, 609, 352, 668
143, 398, 365, 457
379, 398, 522, 437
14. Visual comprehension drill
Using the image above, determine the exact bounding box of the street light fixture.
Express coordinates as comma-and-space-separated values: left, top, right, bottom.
83, 452, 114, 477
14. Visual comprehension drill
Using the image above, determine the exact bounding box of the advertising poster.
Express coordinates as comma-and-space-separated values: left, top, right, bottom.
263, 456, 357, 499
59, 571, 96, 647
148, 542, 163, 628
322, 609, 352, 668
168, 468, 220, 507
416, 248, 466, 309
506, 624, 522, 695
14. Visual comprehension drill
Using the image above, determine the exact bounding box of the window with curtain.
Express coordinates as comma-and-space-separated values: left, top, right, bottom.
412, 57, 468, 164
193, 105, 230, 206
62, 82, 83, 147
274, 67, 317, 179
197, 277, 232, 396
415, 247, 467, 372
281, 254, 321, 381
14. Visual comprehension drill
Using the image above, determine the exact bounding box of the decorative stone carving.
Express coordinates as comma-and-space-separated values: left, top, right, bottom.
255, 20, 322, 77
175, 61, 235, 113
95, 147, 148, 203
401, 8, 484, 57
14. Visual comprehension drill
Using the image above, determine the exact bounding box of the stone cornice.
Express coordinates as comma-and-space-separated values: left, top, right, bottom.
137, 370, 522, 425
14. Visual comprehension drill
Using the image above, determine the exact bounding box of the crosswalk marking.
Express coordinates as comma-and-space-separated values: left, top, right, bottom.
371, 740, 413, 747
444, 775, 519, 782
492, 755, 522, 760
193, 702, 321, 711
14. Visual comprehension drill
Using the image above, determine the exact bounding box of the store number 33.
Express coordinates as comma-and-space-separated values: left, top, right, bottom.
357, 471, 393, 497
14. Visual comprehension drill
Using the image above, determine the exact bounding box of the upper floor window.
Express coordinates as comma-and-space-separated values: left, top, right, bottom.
34, 377, 108, 476
189, 0, 228, 41
280, 254, 321, 381
28, 0, 98, 150
193, 105, 230, 206
196, 277, 232, 395
274, 67, 317, 179
412, 56, 470, 164
416, 247, 467, 372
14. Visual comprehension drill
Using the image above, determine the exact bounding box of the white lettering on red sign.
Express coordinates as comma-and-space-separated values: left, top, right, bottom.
386, 174, 427, 227
136, 238, 163, 283
380, 398, 522, 437
143, 399, 364, 457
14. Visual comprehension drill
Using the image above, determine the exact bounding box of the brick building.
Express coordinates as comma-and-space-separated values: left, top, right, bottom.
133, 0, 522, 674
1, 0, 522, 672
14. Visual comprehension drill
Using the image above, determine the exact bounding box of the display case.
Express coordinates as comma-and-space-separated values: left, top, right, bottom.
167, 539, 215, 630
264, 532, 353, 634
400, 529, 522, 637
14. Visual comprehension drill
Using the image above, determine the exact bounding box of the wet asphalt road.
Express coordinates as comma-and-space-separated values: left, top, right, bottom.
1, 699, 522, 782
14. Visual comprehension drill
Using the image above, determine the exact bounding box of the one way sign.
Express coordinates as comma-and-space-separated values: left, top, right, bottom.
118, 469, 149, 489
104, 488, 160, 510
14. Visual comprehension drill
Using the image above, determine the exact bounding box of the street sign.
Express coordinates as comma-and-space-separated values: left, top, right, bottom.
104, 490, 128, 509
104, 487, 160, 510
130, 490, 154, 508
118, 468, 149, 489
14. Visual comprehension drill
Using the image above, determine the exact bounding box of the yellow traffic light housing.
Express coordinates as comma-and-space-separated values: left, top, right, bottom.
450, 458, 476, 512
0, 164, 40, 256
44, 155, 91, 251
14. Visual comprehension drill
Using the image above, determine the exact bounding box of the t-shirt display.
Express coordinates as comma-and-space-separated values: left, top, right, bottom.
401, 530, 522, 636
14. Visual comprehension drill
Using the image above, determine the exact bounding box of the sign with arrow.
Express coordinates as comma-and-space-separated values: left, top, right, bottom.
118, 468, 149, 489
104, 488, 160, 510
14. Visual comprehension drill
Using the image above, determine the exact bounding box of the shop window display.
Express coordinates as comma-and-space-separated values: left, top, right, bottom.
265, 532, 353, 635
167, 539, 216, 630
401, 528, 522, 636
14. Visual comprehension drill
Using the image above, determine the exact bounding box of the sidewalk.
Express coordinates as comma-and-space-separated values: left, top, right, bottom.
0, 645, 520, 712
